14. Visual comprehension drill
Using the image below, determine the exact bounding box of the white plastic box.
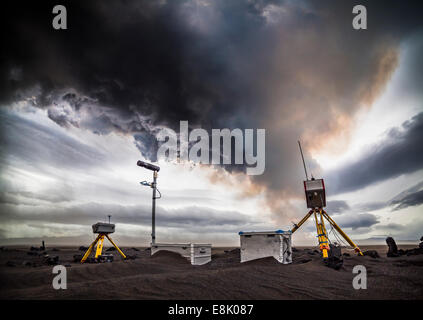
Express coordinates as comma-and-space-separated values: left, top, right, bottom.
151, 243, 212, 265
239, 230, 292, 264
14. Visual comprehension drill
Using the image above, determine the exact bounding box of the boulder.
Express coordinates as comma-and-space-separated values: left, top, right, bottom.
45, 256, 59, 265
386, 237, 399, 257
363, 250, 380, 258
6, 261, 16, 267
405, 248, 423, 256
326, 257, 343, 270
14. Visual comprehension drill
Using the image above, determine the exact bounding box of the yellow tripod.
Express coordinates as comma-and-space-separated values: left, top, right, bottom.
81, 233, 127, 263
292, 208, 363, 258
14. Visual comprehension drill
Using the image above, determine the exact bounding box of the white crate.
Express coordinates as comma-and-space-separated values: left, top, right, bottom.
151, 243, 212, 265
239, 230, 292, 264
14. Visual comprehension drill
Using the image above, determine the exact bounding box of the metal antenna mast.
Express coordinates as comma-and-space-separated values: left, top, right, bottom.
137, 160, 161, 245
298, 140, 309, 181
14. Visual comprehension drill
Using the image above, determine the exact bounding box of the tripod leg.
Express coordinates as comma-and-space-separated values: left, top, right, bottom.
313, 209, 329, 259
105, 234, 127, 259
322, 210, 363, 256
81, 234, 101, 263
291, 210, 314, 233
95, 235, 105, 258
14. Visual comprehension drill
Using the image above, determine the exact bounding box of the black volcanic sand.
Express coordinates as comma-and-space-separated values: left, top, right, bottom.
0, 245, 422, 299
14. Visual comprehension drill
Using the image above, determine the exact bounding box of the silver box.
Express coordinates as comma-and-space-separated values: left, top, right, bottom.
92, 222, 115, 234
151, 243, 212, 265
239, 230, 292, 264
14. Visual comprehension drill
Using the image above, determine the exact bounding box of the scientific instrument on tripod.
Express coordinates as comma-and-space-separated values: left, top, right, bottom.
292, 141, 363, 267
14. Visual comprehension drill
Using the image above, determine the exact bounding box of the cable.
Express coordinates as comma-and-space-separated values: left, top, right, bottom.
155, 188, 162, 199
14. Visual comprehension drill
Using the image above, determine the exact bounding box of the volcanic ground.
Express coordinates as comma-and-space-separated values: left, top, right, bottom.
0, 245, 422, 299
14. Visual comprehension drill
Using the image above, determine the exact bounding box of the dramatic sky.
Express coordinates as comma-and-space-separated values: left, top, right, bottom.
0, 0, 422, 246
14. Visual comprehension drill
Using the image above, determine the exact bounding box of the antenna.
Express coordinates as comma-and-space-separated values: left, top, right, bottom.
108, 215, 111, 224
298, 140, 309, 180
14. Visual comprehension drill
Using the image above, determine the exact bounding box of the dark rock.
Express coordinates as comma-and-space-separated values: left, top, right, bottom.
326, 257, 343, 270
6, 261, 16, 267
106, 247, 116, 251
79, 246, 88, 251
398, 249, 406, 255
313, 250, 319, 254
363, 250, 380, 258
299, 258, 311, 264
73, 254, 83, 262
27, 251, 38, 256
126, 254, 137, 260
292, 247, 299, 252
405, 248, 423, 256
420, 236, 423, 242
64, 264, 72, 267
51, 248, 60, 252
386, 237, 399, 257
131, 247, 140, 251
45, 255, 59, 265
23, 261, 34, 267
145, 247, 151, 251
342, 253, 350, 257
419, 242, 423, 249
30, 246, 39, 251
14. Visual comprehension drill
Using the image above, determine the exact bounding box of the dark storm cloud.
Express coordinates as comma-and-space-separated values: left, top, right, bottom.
0, 190, 73, 205
374, 223, 405, 231
0, 110, 105, 173
356, 202, 387, 212
326, 113, 423, 195
1, 0, 423, 198
332, 180, 423, 214
332, 213, 379, 230
0, 201, 263, 233
389, 180, 423, 211
391, 190, 423, 211
325, 200, 350, 215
